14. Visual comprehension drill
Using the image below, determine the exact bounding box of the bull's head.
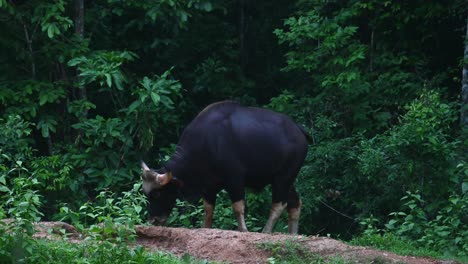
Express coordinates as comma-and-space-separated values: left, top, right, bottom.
140, 161, 179, 225
141, 161, 172, 193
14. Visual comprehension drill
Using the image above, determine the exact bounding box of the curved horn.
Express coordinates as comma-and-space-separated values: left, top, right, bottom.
140, 161, 151, 180
140, 160, 150, 171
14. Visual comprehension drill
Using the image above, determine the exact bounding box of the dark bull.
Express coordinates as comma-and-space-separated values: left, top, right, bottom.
141, 101, 309, 234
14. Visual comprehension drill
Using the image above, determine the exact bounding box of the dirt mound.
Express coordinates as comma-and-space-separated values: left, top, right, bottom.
30, 221, 458, 264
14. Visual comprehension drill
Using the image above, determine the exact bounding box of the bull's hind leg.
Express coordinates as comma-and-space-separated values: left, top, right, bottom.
262, 202, 287, 233
203, 199, 215, 228
287, 187, 302, 234
232, 200, 248, 232
264, 151, 305, 234
263, 177, 290, 233
202, 187, 220, 228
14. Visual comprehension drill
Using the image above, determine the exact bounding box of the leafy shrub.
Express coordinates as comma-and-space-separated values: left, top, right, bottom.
69, 115, 136, 190
385, 191, 467, 257
0, 115, 33, 164
0, 157, 43, 263
355, 92, 461, 217
58, 183, 147, 243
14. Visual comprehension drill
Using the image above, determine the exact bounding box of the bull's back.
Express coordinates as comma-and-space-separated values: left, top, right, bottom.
187, 102, 308, 185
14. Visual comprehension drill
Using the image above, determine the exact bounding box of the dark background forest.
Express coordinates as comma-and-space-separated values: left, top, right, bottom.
1, 0, 467, 260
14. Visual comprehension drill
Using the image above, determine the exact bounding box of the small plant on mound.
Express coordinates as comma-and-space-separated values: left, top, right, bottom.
259, 239, 349, 264
9, 236, 211, 264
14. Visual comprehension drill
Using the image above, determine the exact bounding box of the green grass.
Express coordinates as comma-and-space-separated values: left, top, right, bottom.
349, 233, 468, 263
1, 237, 212, 264
258, 239, 352, 264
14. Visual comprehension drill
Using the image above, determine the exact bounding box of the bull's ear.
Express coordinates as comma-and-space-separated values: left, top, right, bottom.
156, 171, 172, 186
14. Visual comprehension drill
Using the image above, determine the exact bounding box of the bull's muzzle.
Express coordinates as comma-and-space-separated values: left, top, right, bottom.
148, 215, 168, 226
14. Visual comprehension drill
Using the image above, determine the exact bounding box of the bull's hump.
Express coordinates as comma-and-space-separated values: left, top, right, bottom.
198, 100, 239, 115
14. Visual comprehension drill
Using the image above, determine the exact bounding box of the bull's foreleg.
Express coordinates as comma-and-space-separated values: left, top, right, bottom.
203, 199, 215, 228
287, 199, 302, 234
232, 200, 248, 232
262, 202, 287, 233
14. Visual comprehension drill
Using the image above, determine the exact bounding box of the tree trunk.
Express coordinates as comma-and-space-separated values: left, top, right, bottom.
74, 0, 87, 148
369, 29, 374, 73
74, 0, 87, 115
239, 0, 247, 71
74, 0, 86, 103
23, 24, 36, 79
462, 14, 468, 128
75, 0, 84, 38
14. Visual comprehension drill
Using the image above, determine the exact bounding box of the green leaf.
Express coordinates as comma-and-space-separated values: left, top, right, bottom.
46, 24, 60, 39
134, 205, 142, 214
113, 73, 124, 90
462, 182, 468, 194
150, 92, 160, 106
202, 2, 212, 11
437, 231, 450, 237
39, 93, 47, 105
128, 100, 141, 113
47, 25, 54, 38
105, 73, 112, 87
41, 124, 49, 138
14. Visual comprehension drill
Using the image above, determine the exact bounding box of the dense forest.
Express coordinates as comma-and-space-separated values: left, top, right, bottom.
1, 0, 467, 261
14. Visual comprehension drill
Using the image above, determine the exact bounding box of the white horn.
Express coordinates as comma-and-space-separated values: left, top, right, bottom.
140, 161, 150, 171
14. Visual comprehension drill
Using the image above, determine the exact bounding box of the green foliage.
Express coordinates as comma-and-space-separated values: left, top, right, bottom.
34, 0, 73, 39
68, 51, 137, 90
0, 162, 43, 232
127, 68, 183, 151
0, 81, 66, 119
275, 6, 366, 80
353, 92, 461, 212
69, 116, 135, 190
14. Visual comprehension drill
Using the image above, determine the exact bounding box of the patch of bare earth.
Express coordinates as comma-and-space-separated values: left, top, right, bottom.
29, 222, 459, 264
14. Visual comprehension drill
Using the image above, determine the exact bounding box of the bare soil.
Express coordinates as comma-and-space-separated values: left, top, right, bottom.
31, 221, 459, 264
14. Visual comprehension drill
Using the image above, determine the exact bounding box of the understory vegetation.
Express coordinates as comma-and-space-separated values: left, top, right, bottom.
1, 0, 467, 262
